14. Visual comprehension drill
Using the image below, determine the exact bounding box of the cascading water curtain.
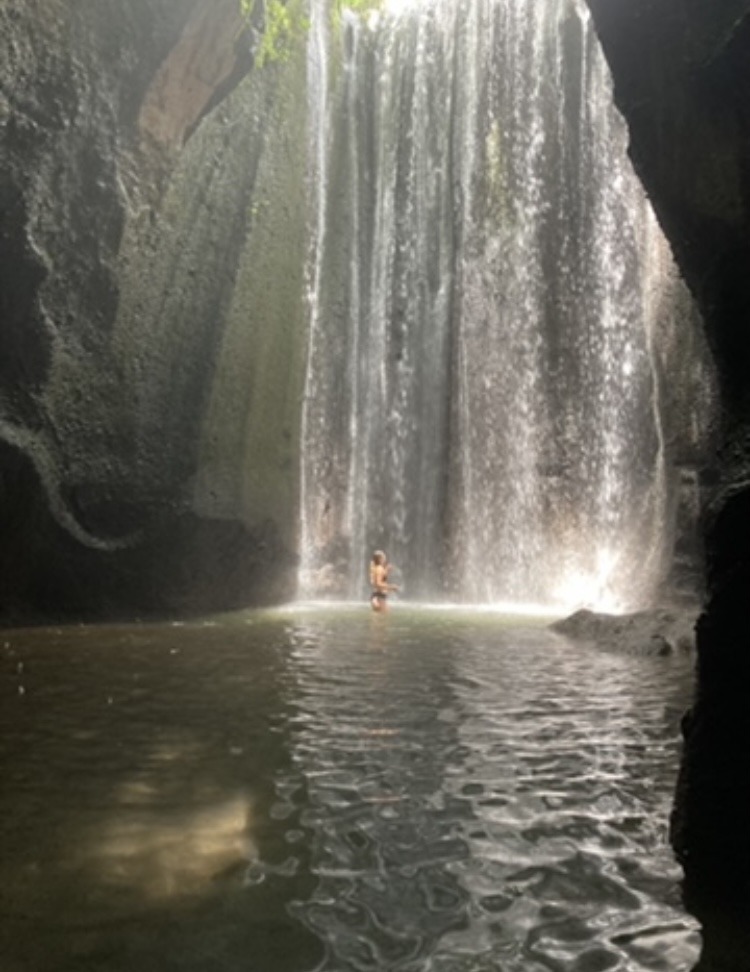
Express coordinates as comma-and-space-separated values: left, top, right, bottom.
299, 0, 697, 610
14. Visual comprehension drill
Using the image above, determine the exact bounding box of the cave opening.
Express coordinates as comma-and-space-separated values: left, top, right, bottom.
3, 0, 748, 969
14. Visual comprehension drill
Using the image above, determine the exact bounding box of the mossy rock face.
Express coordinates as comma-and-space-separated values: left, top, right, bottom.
0, 0, 306, 621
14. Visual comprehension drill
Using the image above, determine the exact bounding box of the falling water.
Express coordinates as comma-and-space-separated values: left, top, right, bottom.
299, 0, 699, 610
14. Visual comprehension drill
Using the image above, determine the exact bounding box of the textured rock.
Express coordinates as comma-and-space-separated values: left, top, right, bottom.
583, 0, 750, 964
0, 0, 308, 621
550, 607, 697, 656
138, 0, 251, 152
585, 0, 750, 417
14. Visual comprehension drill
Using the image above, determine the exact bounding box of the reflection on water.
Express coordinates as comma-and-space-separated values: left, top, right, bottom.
0, 607, 699, 970
98, 792, 255, 901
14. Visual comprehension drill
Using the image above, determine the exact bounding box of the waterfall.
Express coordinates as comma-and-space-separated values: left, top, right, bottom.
299, 0, 697, 611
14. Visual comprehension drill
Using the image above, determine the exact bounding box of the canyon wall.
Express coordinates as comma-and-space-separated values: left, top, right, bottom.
582, 1, 750, 966
0, 0, 308, 620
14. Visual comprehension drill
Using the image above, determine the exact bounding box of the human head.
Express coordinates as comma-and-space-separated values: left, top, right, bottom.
372, 550, 386, 565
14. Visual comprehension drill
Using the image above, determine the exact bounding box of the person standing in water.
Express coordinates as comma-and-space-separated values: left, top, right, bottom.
369, 550, 399, 612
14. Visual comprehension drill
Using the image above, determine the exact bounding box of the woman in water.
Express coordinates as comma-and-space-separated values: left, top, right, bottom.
369, 550, 399, 612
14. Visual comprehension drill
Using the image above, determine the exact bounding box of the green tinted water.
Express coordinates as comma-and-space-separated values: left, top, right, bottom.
0, 606, 699, 971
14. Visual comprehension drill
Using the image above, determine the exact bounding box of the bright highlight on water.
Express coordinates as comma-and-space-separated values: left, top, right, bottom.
299, 0, 709, 612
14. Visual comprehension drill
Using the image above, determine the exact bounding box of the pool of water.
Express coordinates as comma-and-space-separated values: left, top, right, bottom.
0, 606, 700, 971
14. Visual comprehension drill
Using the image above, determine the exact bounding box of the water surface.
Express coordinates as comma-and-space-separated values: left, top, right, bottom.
0, 607, 699, 971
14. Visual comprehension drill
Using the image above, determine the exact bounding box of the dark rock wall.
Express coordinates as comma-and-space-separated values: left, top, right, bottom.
0, 0, 308, 620
114, 33, 309, 566
583, 1, 750, 965
584, 2, 750, 415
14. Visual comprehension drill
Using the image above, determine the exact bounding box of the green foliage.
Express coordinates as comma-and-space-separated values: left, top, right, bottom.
239, 0, 310, 67
259, 0, 311, 65
336, 0, 383, 16
331, 0, 383, 31
239, 0, 385, 68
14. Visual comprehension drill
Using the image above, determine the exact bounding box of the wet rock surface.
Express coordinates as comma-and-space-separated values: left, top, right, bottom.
550, 607, 697, 657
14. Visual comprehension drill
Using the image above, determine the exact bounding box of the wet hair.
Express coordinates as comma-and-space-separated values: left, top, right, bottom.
372, 549, 386, 562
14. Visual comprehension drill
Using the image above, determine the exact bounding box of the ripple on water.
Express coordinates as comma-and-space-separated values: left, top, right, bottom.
0, 610, 700, 971
279, 610, 700, 971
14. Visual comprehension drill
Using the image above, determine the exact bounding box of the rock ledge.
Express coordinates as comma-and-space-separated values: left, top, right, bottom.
550, 607, 698, 656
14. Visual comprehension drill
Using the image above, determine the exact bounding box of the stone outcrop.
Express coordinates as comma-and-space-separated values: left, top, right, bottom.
138, 1, 253, 153
0, 0, 308, 621
583, 1, 750, 966
550, 607, 696, 657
